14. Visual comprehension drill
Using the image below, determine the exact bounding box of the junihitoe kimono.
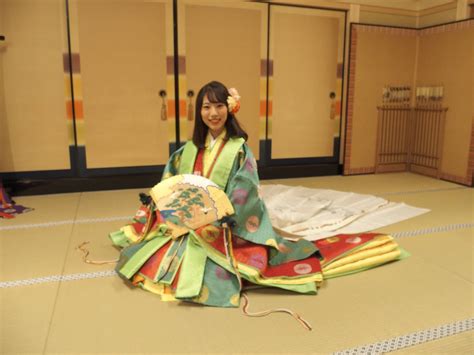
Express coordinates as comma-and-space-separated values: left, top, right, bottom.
110, 133, 326, 307
110, 133, 405, 307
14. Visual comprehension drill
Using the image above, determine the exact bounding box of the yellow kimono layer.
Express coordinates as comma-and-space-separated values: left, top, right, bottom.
314, 233, 408, 279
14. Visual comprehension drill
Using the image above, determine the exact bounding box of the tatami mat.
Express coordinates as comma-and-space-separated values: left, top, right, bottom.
1, 284, 59, 354
376, 189, 473, 231
74, 188, 144, 220
42, 258, 472, 353
1, 172, 472, 354
0, 225, 74, 281
62, 222, 124, 275
396, 229, 474, 283
0, 193, 81, 227
264, 172, 463, 195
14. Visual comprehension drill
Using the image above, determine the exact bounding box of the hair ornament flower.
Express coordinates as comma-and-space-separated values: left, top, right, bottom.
227, 87, 241, 114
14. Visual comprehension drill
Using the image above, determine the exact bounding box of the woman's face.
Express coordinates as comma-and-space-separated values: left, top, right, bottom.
201, 94, 228, 138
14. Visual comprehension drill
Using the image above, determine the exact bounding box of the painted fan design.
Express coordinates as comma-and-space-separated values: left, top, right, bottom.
150, 174, 234, 230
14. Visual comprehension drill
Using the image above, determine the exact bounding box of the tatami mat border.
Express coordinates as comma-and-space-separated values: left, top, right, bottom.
2, 221, 473, 289
334, 318, 474, 354
1, 186, 470, 231
0, 270, 117, 289
2, 219, 472, 240
391, 222, 474, 238
0, 216, 130, 231
0, 186, 468, 232
1, 276, 472, 355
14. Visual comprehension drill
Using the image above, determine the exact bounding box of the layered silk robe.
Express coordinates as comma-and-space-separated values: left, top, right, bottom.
110, 133, 323, 307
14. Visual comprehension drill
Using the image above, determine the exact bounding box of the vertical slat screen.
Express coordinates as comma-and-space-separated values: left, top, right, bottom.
410, 88, 447, 177
375, 86, 447, 178
375, 86, 411, 172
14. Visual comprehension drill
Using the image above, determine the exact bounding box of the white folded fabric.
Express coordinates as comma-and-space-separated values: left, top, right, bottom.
261, 185, 429, 241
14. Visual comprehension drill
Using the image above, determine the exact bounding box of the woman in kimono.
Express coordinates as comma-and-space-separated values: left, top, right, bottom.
109, 81, 323, 312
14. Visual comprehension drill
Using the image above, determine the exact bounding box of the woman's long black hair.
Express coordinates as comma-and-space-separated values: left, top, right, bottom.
192, 81, 248, 149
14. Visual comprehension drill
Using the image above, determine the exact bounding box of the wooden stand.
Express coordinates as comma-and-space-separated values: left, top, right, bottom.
375, 101, 447, 179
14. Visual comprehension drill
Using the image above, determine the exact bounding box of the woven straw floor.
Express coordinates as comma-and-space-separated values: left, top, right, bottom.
1, 172, 472, 354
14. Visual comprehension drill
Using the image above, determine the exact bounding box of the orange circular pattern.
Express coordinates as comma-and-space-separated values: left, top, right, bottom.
245, 215, 260, 233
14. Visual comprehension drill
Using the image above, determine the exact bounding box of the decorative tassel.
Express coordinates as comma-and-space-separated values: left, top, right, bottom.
161, 99, 167, 121
330, 101, 336, 120
76, 241, 119, 265
241, 293, 313, 331
329, 92, 336, 120
187, 99, 194, 121
221, 219, 312, 331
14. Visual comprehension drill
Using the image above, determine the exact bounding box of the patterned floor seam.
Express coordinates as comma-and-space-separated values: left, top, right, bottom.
333, 318, 474, 354
1, 221, 472, 289
2, 222, 473, 289
0, 270, 117, 289
391, 222, 474, 238
0, 216, 130, 231
2, 276, 472, 354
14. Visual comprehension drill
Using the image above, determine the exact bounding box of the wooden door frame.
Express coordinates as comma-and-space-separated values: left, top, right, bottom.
259, 2, 347, 171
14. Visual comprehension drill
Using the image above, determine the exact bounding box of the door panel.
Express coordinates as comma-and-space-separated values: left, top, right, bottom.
74, 0, 170, 168
183, 1, 265, 159
0, 0, 70, 172
270, 6, 344, 160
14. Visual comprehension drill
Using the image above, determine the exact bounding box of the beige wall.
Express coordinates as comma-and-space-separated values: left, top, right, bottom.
185, 3, 262, 158
359, 10, 417, 27
1, 0, 471, 178
417, 26, 474, 177
350, 29, 417, 168
0, 1, 9, 171
419, 8, 457, 27
271, 7, 341, 159
0, 0, 70, 172
76, 0, 169, 168
347, 21, 473, 184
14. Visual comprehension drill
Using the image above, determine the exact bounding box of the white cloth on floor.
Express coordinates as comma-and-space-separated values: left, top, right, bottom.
261, 184, 429, 241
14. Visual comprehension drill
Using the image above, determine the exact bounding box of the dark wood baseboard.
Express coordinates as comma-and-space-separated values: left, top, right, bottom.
258, 163, 341, 180
4, 174, 162, 196
3, 163, 343, 196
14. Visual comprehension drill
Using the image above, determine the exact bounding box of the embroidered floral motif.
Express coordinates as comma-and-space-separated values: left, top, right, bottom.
319, 236, 340, 245
277, 243, 291, 254
346, 236, 362, 244
245, 158, 254, 173
232, 188, 249, 205
293, 263, 313, 275
230, 293, 240, 306
195, 285, 209, 303
215, 266, 232, 280
265, 238, 279, 248
245, 215, 260, 233
248, 253, 266, 269
200, 225, 221, 243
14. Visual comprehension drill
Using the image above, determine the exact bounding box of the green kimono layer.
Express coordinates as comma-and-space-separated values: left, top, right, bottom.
168, 138, 318, 264
110, 138, 321, 307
